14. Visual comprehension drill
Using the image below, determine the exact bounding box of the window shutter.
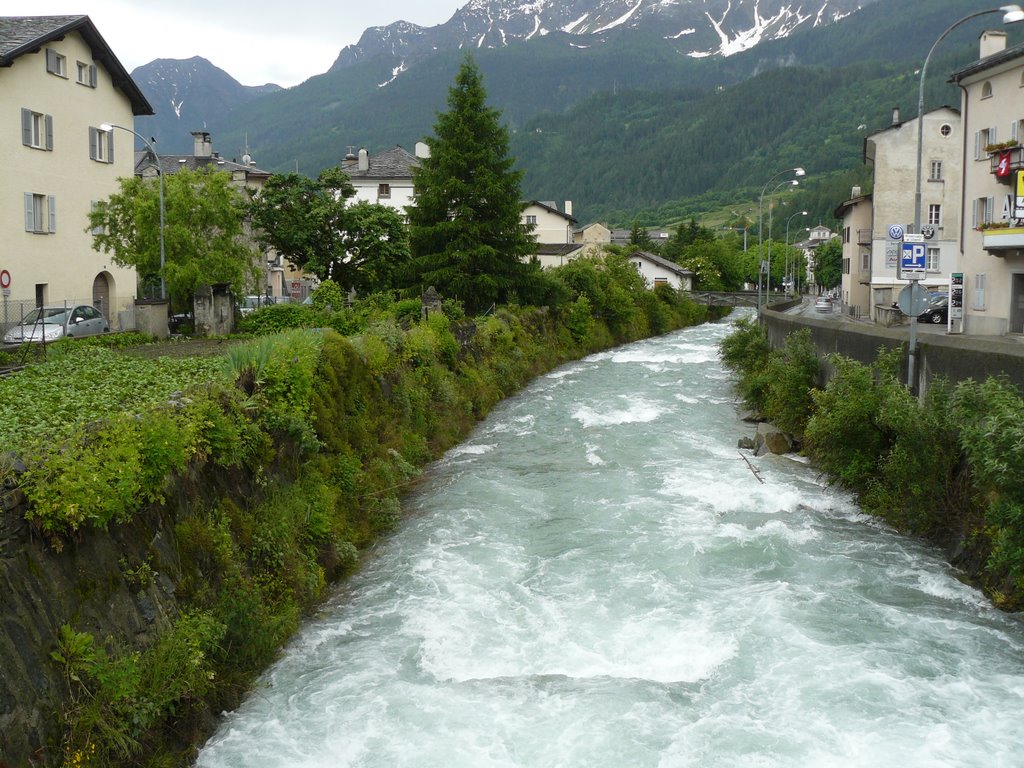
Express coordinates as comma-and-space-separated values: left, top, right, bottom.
107, 131, 114, 163
988, 196, 995, 222
46, 48, 57, 73
89, 127, 98, 160
972, 199, 978, 229
24, 193, 35, 232
975, 130, 981, 160
44, 115, 53, 150
992, 125, 998, 144
89, 64, 97, 87
1014, 121, 1020, 142
21, 108, 31, 146
974, 273, 986, 309
48, 196, 56, 233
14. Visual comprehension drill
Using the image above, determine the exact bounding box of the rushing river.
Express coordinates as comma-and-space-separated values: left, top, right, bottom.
198, 313, 1024, 767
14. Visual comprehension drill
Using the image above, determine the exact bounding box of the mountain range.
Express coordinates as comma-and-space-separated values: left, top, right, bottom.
129, 0, 1014, 225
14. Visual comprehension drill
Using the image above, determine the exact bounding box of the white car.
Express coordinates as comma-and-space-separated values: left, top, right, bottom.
3, 304, 109, 343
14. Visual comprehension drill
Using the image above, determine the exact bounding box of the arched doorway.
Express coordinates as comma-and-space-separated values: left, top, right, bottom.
92, 272, 112, 321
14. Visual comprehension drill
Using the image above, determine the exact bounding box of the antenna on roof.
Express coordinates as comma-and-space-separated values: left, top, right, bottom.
241, 132, 252, 166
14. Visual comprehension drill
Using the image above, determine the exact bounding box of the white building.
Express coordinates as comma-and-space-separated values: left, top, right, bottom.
523, 200, 577, 244
340, 143, 429, 212
629, 251, 694, 291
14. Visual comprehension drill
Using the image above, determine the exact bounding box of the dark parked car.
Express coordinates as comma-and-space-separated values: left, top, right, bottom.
918, 294, 948, 324
3, 304, 108, 343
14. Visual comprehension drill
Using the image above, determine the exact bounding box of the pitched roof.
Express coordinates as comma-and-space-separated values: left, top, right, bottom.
951, 39, 1024, 82
634, 251, 694, 276
525, 200, 578, 224
341, 146, 420, 179
536, 243, 584, 256
135, 149, 271, 179
0, 15, 153, 116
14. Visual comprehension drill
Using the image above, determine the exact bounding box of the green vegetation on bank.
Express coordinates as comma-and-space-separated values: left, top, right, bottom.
1, 257, 719, 765
721, 318, 1024, 610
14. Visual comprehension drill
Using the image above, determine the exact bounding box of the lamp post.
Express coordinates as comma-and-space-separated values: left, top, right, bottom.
785, 212, 808, 294
766, 179, 799, 300
101, 122, 165, 300
758, 167, 805, 309
914, 5, 1024, 234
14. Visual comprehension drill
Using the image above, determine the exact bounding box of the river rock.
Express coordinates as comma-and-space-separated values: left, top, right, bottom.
753, 422, 793, 455
737, 436, 756, 450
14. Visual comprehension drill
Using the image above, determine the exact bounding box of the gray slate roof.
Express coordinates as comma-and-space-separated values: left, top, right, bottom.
135, 150, 271, 178
952, 39, 1024, 82
341, 146, 420, 179
0, 15, 153, 115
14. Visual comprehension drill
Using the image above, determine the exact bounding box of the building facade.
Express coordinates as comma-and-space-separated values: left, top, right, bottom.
523, 201, 577, 244
863, 106, 963, 315
1, 16, 153, 330
834, 190, 873, 314
341, 144, 427, 212
952, 30, 1024, 335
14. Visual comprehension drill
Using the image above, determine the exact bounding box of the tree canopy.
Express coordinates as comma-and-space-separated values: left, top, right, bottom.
402, 54, 540, 312
814, 238, 843, 291
88, 168, 260, 308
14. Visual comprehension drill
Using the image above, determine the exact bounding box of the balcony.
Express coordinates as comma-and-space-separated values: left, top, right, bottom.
856, 228, 872, 245
980, 224, 1024, 253
988, 144, 1024, 178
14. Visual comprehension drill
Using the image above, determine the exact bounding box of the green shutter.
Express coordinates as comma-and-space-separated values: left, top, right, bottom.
24, 193, 35, 232
21, 108, 31, 146
89, 127, 97, 160
45, 115, 53, 151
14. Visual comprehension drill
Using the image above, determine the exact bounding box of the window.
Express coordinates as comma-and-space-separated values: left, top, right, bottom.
377, 183, 390, 199
76, 61, 97, 87
24, 193, 56, 234
526, 215, 537, 225
927, 247, 940, 271
21, 108, 53, 150
973, 196, 995, 227
654, 277, 668, 286
976, 126, 997, 159
940, 123, 953, 137
89, 127, 114, 163
929, 160, 943, 181
973, 273, 986, 310
928, 205, 942, 227
843, 257, 851, 274
982, 81, 993, 99
89, 201, 105, 235
45, 48, 66, 77
861, 251, 870, 271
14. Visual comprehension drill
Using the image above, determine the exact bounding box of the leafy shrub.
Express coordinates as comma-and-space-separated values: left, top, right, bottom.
761, 329, 820, 437
719, 316, 773, 411
237, 303, 318, 335
309, 279, 344, 312
803, 355, 886, 493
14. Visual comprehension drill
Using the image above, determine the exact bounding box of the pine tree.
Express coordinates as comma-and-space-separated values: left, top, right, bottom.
403, 55, 537, 312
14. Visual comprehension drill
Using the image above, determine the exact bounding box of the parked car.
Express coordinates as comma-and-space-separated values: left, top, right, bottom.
3, 304, 108, 343
918, 294, 948, 324
814, 296, 833, 312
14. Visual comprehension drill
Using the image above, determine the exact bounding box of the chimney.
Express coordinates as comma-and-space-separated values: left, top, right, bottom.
415, 141, 430, 159
851, 185, 862, 198
564, 200, 573, 217
891, 105, 900, 126
358, 147, 369, 172
191, 130, 212, 158
980, 30, 1008, 59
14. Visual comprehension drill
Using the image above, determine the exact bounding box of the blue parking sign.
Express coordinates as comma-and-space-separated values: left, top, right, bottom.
901, 242, 926, 272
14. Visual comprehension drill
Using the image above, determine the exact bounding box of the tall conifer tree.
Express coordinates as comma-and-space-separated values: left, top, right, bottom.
404, 55, 536, 312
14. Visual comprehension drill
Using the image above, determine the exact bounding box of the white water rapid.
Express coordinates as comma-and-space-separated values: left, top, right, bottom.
197, 313, 1024, 767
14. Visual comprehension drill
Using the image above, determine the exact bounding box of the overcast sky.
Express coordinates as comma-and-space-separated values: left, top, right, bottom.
19, 0, 466, 87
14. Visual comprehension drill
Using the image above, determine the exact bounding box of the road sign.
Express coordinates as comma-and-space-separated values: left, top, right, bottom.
901, 242, 926, 275
888, 224, 905, 240
921, 225, 936, 239
0, 269, 10, 289
897, 282, 930, 316
904, 233, 925, 243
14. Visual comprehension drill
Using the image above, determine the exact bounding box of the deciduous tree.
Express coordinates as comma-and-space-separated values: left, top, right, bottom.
88, 168, 260, 307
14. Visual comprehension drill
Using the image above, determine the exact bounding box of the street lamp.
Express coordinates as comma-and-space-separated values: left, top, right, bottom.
101, 122, 165, 300
785, 211, 808, 294
913, 5, 1024, 233
766, 179, 799, 299
758, 167, 805, 308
